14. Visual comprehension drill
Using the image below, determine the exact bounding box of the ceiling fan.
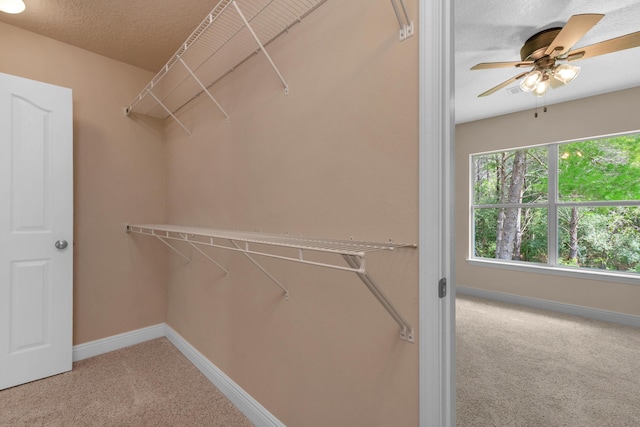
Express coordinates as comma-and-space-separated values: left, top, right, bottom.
471, 13, 640, 97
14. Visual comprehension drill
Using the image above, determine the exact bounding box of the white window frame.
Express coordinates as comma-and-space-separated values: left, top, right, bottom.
469, 133, 640, 285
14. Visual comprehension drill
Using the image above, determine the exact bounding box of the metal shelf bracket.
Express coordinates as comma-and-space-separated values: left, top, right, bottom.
179, 58, 230, 122
391, 0, 414, 41
343, 254, 414, 342
232, 1, 289, 95
184, 239, 231, 278
230, 239, 289, 300
151, 230, 192, 264
148, 91, 192, 136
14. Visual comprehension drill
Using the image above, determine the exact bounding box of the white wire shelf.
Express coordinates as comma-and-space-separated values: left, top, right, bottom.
125, 223, 417, 342
124, 0, 328, 135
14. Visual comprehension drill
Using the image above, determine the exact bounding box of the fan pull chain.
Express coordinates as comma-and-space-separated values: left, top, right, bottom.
534, 107, 548, 118
534, 96, 548, 118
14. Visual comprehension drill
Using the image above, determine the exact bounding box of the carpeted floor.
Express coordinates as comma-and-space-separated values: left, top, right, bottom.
456, 294, 640, 427
0, 338, 253, 426
5, 298, 639, 426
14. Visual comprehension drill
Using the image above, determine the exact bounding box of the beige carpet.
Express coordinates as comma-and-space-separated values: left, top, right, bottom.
457, 294, 640, 427
0, 338, 253, 426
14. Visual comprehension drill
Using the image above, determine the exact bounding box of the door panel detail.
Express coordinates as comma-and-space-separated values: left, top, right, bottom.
10, 259, 51, 354
10, 96, 51, 233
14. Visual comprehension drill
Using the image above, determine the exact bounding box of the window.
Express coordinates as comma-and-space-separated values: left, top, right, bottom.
471, 133, 640, 275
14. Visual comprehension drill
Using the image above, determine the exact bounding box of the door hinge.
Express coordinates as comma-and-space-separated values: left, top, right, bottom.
438, 277, 447, 298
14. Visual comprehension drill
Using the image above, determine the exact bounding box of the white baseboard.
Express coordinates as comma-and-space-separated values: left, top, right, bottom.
73, 323, 165, 362
72, 323, 285, 426
457, 286, 640, 329
165, 325, 285, 427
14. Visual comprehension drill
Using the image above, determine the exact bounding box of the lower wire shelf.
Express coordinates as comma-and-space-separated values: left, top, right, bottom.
125, 223, 417, 342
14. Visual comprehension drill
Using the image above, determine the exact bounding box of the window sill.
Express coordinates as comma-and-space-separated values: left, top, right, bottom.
467, 258, 640, 286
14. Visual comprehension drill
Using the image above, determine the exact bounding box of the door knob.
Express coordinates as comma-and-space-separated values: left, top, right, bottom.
55, 240, 68, 250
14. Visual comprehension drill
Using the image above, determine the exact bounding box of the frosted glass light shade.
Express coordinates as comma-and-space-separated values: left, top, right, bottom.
533, 78, 549, 97
553, 64, 581, 85
520, 70, 543, 92
0, 0, 26, 13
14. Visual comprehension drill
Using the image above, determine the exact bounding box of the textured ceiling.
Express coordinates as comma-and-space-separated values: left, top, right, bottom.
2, 0, 640, 123
456, 0, 640, 123
0, 0, 215, 71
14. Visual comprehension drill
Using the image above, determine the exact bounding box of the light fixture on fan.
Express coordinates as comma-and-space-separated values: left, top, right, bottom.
533, 76, 550, 97
0, 0, 26, 14
519, 64, 580, 96
553, 63, 580, 84
519, 70, 543, 92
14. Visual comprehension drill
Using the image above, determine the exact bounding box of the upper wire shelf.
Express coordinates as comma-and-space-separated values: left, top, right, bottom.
124, 0, 328, 134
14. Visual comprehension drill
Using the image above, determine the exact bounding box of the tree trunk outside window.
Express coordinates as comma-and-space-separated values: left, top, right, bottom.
568, 206, 579, 263
496, 150, 526, 259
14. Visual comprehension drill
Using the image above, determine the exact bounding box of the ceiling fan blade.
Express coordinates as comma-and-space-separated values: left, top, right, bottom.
478, 72, 528, 97
565, 31, 640, 61
545, 14, 604, 57
471, 61, 533, 70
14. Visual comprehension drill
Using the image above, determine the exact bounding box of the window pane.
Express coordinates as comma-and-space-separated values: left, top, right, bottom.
474, 207, 548, 263
558, 136, 640, 202
558, 206, 640, 273
472, 147, 548, 205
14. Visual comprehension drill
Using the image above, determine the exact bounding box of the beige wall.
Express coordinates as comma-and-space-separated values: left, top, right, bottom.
162, 0, 420, 425
456, 87, 640, 316
2, 0, 419, 422
0, 22, 168, 344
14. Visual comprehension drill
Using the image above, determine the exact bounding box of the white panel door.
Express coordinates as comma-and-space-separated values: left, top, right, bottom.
0, 72, 73, 390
